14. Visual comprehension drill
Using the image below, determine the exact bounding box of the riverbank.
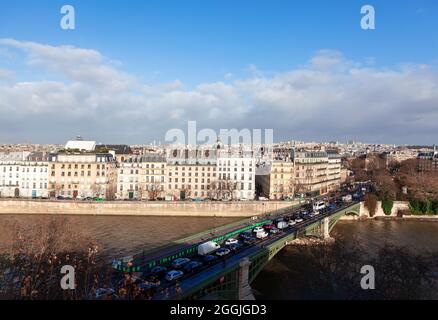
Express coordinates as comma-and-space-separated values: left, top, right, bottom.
337, 201, 438, 222
340, 214, 438, 222
0, 199, 296, 217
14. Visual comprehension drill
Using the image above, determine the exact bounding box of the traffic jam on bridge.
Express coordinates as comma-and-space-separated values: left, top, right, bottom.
101, 186, 367, 299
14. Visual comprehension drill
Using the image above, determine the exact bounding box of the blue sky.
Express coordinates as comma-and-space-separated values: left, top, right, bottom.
0, 0, 437, 144
1, 0, 437, 84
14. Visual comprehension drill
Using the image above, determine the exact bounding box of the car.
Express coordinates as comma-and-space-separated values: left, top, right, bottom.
183, 261, 203, 272
263, 224, 275, 230
295, 218, 304, 223
288, 220, 296, 226
139, 280, 160, 290
216, 248, 231, 257
327, 204, 337, 211
256, 231, 269, 239
203, 254, 218, 264
171, 257, 190, 268
56, 196, 65, 200
240, 232, 253, 240
225, 238, 239, 246
94, 288, 116, 299
228, 243, 242, 252
313, 201, 326, 211
270, 227, 280, 234
149, 266, 167, 277
165, 270, 184, 282
313, 211, 320, 216
243, 237, 257, 245
253, 226, 264, 233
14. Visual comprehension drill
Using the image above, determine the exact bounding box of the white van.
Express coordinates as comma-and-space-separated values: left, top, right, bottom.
197, 241, 220, 256
277, 221, 288, 229
256, 231, 269, 239
313, 201, 326, 211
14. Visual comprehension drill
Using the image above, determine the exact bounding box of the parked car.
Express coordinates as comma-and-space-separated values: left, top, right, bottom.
263, 224, 275, 230
288, 220, 296, 226
270, 227, 280, 234
216, 248, 231, 257
171, 257, 190, 268
228, 243, 242, 252
149, 266, 167, 277
253, 226, 264, 233
183, 261, 203, 272
225, 238, 239, 246
203, 254, 217, 264
56, 196, 65, 200
165, 270, 184, 282
295, 218, 304, 223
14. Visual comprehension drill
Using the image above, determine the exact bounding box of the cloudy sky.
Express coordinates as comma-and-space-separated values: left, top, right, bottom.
0, 0, 437, 145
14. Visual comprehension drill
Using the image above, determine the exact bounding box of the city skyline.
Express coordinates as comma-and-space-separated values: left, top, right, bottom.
1, 0, 438, 144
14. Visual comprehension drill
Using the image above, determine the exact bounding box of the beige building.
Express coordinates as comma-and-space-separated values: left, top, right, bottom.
167, 163, 217, 200
293, 150, 341, 196
48, 152, 117, 199
116, 154, 167, 200
269, 160, 295, 200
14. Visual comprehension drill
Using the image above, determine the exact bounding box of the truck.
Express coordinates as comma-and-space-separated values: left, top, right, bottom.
197, 241, 220, 256
277, 221, 289, 229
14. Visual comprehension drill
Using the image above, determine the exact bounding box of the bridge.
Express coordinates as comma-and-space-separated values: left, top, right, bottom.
162, 202, 360, 300
113, 201, 361, 300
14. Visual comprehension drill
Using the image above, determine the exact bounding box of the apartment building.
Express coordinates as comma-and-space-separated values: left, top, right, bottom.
268, 160, 295, 200
166, 163, 216, 200
0, 160, 22, 197
117, 154, 167, 200
20, 158, 49, 198
216, 156, 256, 200
292, 150, 341, 196
48, 152, 117, 199
417, 147, 438, 171
0, 151, 49, 198
326, 150, 342, 192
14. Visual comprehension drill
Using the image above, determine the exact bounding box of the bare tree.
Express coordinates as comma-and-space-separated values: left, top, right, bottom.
0, 216, 106, 300
147, 181, 162, 200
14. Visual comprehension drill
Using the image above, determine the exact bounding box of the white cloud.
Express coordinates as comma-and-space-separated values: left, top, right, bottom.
0, 39, 437, 144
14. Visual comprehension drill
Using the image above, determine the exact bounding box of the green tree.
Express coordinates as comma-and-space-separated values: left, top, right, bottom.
381, 198, 394, 216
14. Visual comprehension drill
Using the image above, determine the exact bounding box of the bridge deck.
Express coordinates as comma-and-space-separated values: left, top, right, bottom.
114, 203, 301, 272
154, 202, 360, 300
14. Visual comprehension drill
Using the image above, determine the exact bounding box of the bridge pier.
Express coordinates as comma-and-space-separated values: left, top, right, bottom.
323, 217, 330, 239
238, 258, 255, 300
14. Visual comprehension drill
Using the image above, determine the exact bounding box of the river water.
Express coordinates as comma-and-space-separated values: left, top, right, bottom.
252, 219, 438, 299
1, 215, 438, 299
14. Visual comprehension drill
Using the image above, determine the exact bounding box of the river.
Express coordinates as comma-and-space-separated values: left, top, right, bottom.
252, 219, 438, 299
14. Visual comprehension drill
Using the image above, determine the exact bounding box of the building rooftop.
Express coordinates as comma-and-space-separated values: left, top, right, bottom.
96, 144, 132, 154
65, 140, 96, 152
